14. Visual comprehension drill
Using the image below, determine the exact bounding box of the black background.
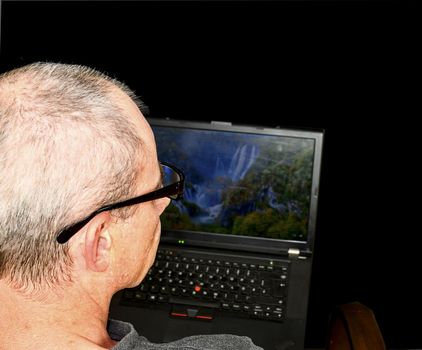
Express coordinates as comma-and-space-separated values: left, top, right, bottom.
0, 1, 417, 348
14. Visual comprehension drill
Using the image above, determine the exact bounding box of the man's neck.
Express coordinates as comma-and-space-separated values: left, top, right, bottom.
0, 280, 117, 350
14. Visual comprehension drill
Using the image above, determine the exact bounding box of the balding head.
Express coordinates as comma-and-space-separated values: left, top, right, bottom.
0, 63, 148, 294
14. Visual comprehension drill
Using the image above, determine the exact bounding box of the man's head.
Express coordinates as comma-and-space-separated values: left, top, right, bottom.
0, 62, 169, 297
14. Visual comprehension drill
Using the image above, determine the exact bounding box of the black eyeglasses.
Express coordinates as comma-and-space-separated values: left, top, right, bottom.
56, 162, 184, 244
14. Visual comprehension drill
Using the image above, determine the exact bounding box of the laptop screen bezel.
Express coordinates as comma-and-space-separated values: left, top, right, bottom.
148, 118, 324, 256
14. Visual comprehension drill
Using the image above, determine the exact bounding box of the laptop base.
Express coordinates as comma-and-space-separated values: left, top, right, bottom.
110, 291, 305, 350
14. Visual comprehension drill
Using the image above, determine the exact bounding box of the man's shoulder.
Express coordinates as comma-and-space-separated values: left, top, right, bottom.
160, 333, 263, 350
108, 319, 263, 350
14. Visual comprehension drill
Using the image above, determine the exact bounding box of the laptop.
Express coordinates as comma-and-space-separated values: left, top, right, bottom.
110, 118, 324, 350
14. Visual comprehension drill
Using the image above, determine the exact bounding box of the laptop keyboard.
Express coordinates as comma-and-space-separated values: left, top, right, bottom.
121, 248, 289, 322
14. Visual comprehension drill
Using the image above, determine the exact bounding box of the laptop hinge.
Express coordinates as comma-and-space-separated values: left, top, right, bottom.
288, 248, 301, 260
211, 120, 232, 126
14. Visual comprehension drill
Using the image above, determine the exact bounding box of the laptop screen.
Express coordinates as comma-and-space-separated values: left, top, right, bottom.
150, 119, 323, 255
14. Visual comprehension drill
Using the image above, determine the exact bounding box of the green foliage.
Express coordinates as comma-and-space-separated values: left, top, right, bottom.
182, 200, 203, 216
233, 208, 278, 236
267, 213, 307, 240
233, 209, 307, 240
161, 204, 197, 231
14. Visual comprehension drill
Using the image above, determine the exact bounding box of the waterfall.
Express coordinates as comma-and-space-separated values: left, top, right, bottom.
173, 142, 260, 225
228, 144, 259, 181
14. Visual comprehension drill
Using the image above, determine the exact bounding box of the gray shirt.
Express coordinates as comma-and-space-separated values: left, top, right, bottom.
108, 319, 263, 350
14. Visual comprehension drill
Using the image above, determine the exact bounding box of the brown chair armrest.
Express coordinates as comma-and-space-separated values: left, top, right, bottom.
327, 302, 386, 350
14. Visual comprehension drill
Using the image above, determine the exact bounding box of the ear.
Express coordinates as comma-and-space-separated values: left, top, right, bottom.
84, 211, 113, 272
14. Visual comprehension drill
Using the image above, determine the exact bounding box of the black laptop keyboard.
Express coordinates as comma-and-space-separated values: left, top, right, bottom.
121, 248, 289, 322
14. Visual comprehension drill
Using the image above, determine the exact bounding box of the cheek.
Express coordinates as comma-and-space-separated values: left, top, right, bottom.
154, 197, 171, 215
148, 220, 161, 258
137, 212, 161, 258
132, 220, 161, 284
135, 202, 165, 254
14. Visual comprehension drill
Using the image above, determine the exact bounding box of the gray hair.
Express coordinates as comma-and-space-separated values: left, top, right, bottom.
0, 62, 145, 293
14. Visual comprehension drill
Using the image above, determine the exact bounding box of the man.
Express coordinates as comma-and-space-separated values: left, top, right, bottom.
0, 63, 262, 349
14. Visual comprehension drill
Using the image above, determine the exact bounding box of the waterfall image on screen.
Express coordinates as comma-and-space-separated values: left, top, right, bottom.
153, 126, 315, 242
